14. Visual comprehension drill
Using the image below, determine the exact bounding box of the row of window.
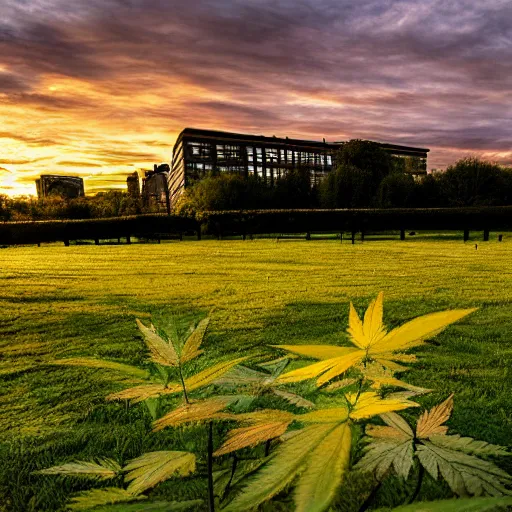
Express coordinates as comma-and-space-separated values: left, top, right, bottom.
187, 142, 333, 167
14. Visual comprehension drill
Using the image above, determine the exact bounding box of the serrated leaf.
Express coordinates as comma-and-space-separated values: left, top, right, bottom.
152, 397, 235, 431
324, 378, 358, 392
347, 392, 419, 420
416, 394, 453, 439
371, 308, 477, 354
124, 451, 196, 495
214, 410, 295, 456
356, 438, 414, 481
417, 442, 512, 497
429, 435, 510, 457
374, 496, 512, 512
183, 357, 248, 392
69, 488, 146, 510
276, 351, 364, 386
379, 413, 415, 438
295, 422, 352, 512
223, 424, 335, 512
180, 317, 209, 364
87, 501, 204, 512
136, 319, 180, 367
299, 407, 349, 424
363, 292, 387, 347
272, 389, 315, 409
273, 345, 359, 361
51, 358, 150, 381
34, 459, 121, 480
212, 365, 267, 388
348, 301, 368, 349
107, 383, 182, 403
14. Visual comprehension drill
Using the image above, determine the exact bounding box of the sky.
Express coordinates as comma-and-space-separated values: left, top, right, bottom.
0, 0, 511, 196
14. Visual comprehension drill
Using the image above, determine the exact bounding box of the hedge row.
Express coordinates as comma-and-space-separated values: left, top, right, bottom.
200, 207, 512, 237
2, 208, 512, 245
0, 214, 199, 245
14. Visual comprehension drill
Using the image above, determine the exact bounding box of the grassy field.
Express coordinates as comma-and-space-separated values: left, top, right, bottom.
1, 235, 512, 511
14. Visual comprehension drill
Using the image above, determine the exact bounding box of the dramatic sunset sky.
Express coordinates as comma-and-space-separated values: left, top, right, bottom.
0, 0, 510, 196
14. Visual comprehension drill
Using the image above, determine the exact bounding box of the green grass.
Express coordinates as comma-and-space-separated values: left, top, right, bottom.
1, 235, 512, 511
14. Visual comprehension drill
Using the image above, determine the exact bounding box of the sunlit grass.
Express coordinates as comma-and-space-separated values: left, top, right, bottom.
1, 235, 511, 510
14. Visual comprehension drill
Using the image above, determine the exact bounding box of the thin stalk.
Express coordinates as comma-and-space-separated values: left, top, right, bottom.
408, 463, 424, 504
178, 364, 189, 404
264, 439, 272, 457
207, 421, 215, 512
355, 376, 365, 404
223, 454, 238, 499
358, 481, 382, 512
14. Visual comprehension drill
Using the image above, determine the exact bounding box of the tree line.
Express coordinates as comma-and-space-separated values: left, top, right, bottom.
175, 141, 512, 215
2, 140, 512, 221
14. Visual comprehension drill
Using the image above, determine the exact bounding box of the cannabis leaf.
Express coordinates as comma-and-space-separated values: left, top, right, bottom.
34, 459, 121, 480
220, 391, 417, 511
356, 395, 512, 497
213, 358, 314, 410
124, 451, 196, 495
69, 488, 146, 510
274, 292, 476, 387
375, 496, 512, 512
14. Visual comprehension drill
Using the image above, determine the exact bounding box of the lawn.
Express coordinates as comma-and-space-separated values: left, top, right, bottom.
1, 235, 512, 511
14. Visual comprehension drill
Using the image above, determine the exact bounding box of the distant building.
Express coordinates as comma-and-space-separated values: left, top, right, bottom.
169, 127, 430, 205
35, 175, 85, 199
141, 164, 171, 213
126, 171, 140, 198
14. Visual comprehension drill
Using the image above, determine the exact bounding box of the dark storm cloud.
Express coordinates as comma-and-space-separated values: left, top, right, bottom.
0, 0, 511, 183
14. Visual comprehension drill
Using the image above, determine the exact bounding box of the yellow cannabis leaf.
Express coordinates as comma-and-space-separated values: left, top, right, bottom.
124, 451, 196, 495
153, 397, 237, 431
34, 459, 121, 480
136, 318, 180, 367
275, 293, 476, 387
69, 488, 146, 510
416, 394, 453, 438
347, 392, 419, 420
106, 383, 182, 403
180, 317, 210, 364
294, 422, 352, 512
214, 410, 295, 456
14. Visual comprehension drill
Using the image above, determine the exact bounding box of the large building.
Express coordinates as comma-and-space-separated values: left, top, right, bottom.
169, 127, 430, 205
126, 171, 140, 199
35, 175, 85, 199
141, 164, 171, 213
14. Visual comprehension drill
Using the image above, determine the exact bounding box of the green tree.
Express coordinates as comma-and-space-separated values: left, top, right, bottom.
377, 172, 416, 208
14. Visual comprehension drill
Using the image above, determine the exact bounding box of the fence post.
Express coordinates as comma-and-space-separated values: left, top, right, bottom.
463, 230, 469, 242
400, 229, 405, 241
360, 231, 365, 242
340, 232, 343, 243
95, 238, 99, 246
197, 229, 202, 241
483, 229, 489, 241
306, 231, 311, 240
126, 235, 131, 244
351, 231, 356, 245
64, 240, 70, 247
498, 234, 503, 242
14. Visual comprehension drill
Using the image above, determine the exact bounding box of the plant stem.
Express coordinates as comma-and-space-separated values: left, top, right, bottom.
207, 421, 215, 512
358, 481, 382, 512
178, 364, 189, 404
408, 464, 424, 504
223, 454, 238, 499
355, 376, 365, 404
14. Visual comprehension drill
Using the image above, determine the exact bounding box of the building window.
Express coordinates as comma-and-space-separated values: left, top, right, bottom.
256, 148, 263, 164
188, 142, 211, 159
265, 148, 278, 164
217, 144, 241, 161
